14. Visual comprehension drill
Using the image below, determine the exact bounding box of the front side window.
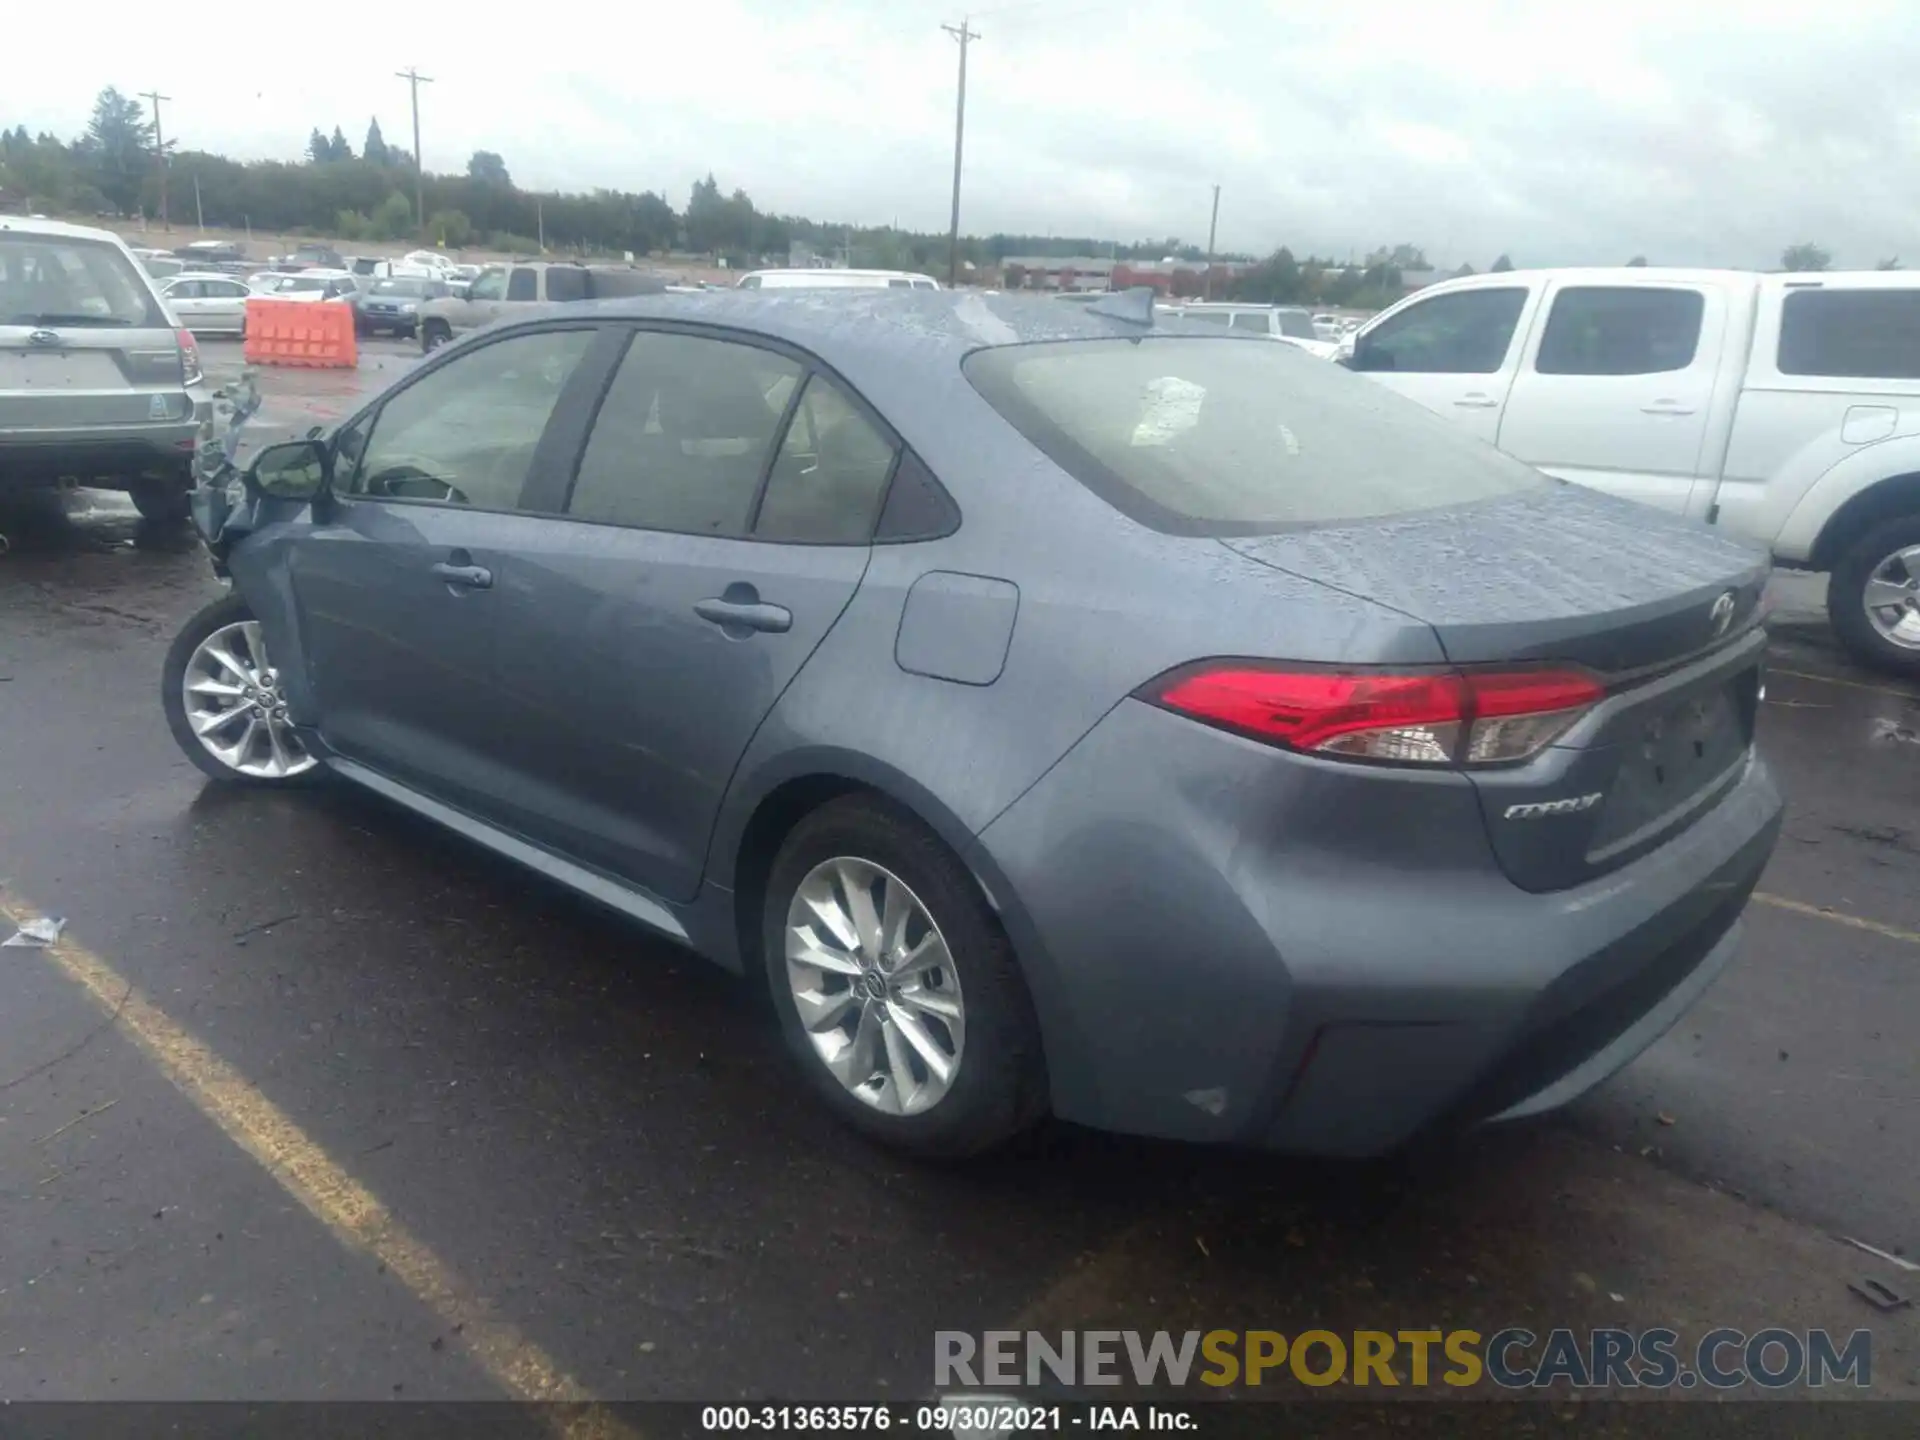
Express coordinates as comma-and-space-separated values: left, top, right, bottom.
756, 376, 899, 543
344, 329, 595, 510
1353, 287, 1527, 374
469, 268, 508, 302
567, 331, 800, 535
965, 336, 1546, 534
1778, 290, 1920, 379
506, 268, 538, 301
1534, 286, 1705, 376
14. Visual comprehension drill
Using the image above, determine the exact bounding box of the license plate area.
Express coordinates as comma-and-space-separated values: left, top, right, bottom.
1586, 671, 1755, 856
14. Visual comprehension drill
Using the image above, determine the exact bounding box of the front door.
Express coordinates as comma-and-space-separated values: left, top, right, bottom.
1495, 281, 1723, 514
281, 324, 603, 811
1348, 284, 1537, 444
489, 328, 899, 901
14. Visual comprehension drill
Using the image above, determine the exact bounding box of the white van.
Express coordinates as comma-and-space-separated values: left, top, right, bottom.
735, 268, 941, 291
1343, 266, 1920, 673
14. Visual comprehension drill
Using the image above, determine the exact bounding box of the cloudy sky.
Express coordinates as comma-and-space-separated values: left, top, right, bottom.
9, 0, 1916, 268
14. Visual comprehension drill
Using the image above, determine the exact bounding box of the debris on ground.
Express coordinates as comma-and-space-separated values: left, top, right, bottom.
1656, 1112, 1677, 1126
2, 916, 66, 948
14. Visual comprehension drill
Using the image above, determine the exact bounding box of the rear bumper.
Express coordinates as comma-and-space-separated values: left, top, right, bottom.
0, 395, 213, 487
973, 699, 1784, 1153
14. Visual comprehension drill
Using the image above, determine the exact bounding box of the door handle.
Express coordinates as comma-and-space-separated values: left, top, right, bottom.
694, 597, 793, 634
1452, 393, 1500, 409
431, 562, 493, 589
1641, 401, 1697, 416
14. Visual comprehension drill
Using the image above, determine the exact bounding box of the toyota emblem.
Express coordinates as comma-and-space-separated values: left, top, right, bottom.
1709, 591, 1737, 638
26, 329, 58, 346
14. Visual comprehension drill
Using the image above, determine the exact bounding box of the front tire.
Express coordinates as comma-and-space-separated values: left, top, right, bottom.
1829, 515, 1920, 676
763, 796, 1046, 1157
421, 320, 452, 352
163, 592, 324, 786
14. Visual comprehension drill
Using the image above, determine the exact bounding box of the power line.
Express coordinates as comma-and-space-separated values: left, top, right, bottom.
942, 18, 979, 286
141, 90, 172, 231
396, 68, 434, 240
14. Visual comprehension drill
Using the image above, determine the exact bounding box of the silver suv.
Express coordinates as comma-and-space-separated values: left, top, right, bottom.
1, 217, 213, 521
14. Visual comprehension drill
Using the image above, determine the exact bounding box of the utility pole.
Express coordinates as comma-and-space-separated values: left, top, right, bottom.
142, 90, 172, 231
1203, 184, 1220, 300
396, 68, 433, 239
942, 18, 978, 288
536, 197, 545, 253
193, 172, 204, 231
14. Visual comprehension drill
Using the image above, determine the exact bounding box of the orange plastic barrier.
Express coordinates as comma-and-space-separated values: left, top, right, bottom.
242, 298, 359, 369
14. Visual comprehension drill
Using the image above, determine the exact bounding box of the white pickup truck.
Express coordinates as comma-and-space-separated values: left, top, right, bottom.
1342, 267, 1920, 673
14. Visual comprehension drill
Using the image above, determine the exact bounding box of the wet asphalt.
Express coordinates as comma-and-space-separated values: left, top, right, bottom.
0, 339, 1915, 1411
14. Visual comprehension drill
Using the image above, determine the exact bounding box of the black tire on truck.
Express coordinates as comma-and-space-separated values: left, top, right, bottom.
1828, 513, 1920, 676
421, 319, 452, 352
129, 470, 193, 524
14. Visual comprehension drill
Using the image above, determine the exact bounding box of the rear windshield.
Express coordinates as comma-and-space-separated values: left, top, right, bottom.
964, 336, 1548, 534
0, 233, 163, 327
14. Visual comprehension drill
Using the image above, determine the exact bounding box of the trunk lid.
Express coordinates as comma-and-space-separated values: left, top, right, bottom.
0, 324, 187, 430
1224, 484, 1770, 891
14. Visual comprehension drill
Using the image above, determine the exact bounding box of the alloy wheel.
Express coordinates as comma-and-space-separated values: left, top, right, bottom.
180, 620, 317, 779
1862, 544, 1920, 651
784, 857, 965, 1116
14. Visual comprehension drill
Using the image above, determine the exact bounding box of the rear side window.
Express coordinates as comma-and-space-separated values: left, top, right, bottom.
756, 376, 899, 543
1276, 311, 1318, 339
1352, 287, 1526, 374
1535, 286, 1704, 376
1778, 290, 1920, 379
0, 234, 163, 327
567, 330, 800, 535
507, 268, 538, 301
1228, 312, 1271, 334
1183, 310, 1231, 326
965, 337, 1546, 535
545, 267, 588, 303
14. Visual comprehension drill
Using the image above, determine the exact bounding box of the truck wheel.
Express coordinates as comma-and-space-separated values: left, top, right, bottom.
129, 474, 193, 524
422, 320, 452, 352
1828, 515, 1920, 675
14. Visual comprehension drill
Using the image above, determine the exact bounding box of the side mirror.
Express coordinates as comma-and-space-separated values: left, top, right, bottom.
248, 439, 330, 501
450, 282, 471, 299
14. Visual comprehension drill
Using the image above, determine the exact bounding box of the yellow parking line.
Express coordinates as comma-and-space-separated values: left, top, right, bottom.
1766, 666, 1920, 702
0, 897, 633, 1438
1752, 890, 1920, 946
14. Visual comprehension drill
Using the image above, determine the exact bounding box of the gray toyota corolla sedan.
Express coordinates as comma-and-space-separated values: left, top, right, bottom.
161, 289, 1784, 1157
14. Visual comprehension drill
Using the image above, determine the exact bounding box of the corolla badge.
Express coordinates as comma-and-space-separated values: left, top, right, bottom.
27, 329, 58, 346
1504, 792, 1603, 820
1709, 590, 1737, 638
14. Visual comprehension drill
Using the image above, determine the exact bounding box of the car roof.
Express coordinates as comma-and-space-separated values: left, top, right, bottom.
0, 216, 130, 245
167, 271, 248, 282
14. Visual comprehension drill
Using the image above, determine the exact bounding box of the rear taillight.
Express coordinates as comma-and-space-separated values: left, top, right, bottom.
1147, 663, 1604, 766
177, 329, 203, 386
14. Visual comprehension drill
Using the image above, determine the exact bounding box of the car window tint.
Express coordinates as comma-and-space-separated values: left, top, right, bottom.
0, 233, 162, 326
1535, 286, 1704, 376
1778, 290, 1920, 379
1276, 311, 1319, 339
1356, 287, 1527, 374
507, 268, 538, 301
214, 281, 247, 298
1228, 312, 1271, 334
469, 268, 507, 302
545, 267, 588, 303
567, 331, 801, 535
346, 329, 595, 510
756, 376, 898, 543
170, 280, 203, 299
1183, 310, 1232, 326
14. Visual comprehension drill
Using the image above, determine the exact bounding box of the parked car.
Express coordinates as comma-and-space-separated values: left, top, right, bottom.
254, 270, 359, 304
414, 262, 669, 350
1161, 302, 1340, 359
271, 242, 347, 271
1312, 313, 1343, 341
736, 268, 941, 291
354, 275, 448, 338
1, 216, 211, 521
162, 291, 1782, 1157
140, 254, 186, 281
175, 239, 248, 266
1342, 266, 1920, 673
159, 271, 253, 337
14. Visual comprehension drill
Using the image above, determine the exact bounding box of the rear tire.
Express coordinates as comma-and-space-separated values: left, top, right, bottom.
1828, 514, 1920, 676
762, 795, 1047, 1158
129, 475, 192, 524
421, 320, 452, 352
163, 591, 326, 786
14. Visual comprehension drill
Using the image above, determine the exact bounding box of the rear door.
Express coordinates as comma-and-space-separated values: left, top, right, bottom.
488, 326, 893, 901
276, 323, 610, 813
204, 278, 251, 331
1496, 280, 1724, 513
1347, 284, 1539, 442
